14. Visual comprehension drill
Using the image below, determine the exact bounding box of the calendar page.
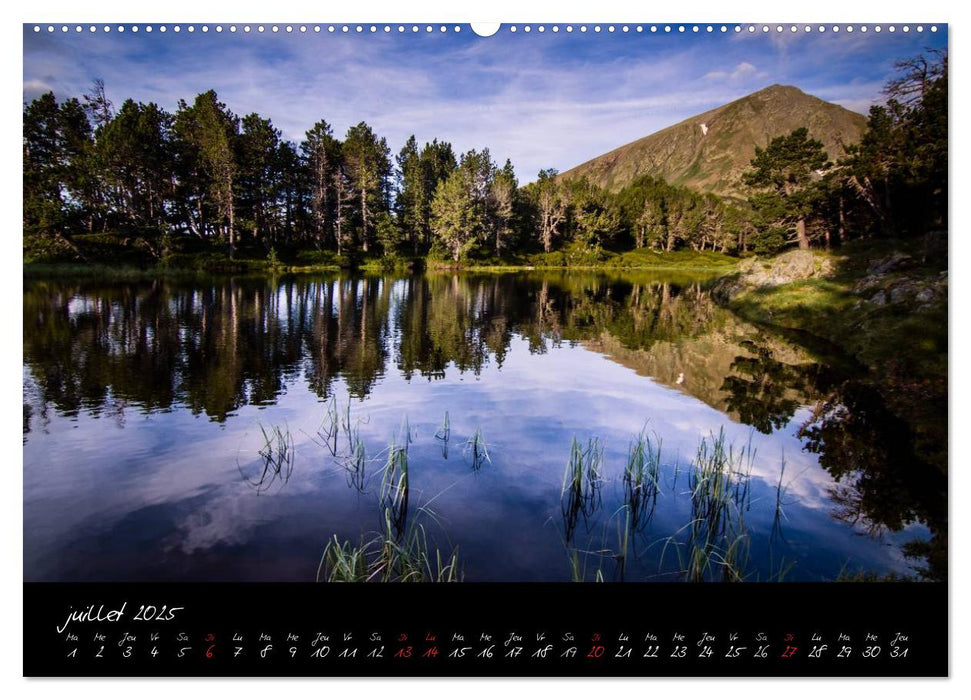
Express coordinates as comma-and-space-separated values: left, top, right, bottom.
21, 20, 948, 677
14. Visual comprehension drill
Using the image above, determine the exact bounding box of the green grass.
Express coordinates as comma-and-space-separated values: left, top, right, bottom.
296, 410, 815, 583
463, 428, 490, 471
315, 410, 463, 583
434, 411, 451, 458
425, 243, 738, 272
24, 262, 203, 281
317, 519, 462, 583
727, 277, 856, 336
316, 396, 341, 457
239, 423, 294, 494
380, 439, 410, 537
658, 429, 756, 582
772, 453, 791, 542
623, 429, 662, 531
560, 437, 605, 543
726, 240, 946, 374
688, 428, 753, 542
608, 247, 738, 271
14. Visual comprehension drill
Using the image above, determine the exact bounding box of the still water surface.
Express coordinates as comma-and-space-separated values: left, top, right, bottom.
23, 272, 943, 581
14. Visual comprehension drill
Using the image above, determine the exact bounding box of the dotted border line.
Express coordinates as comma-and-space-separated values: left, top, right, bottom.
30, 24, 940, 35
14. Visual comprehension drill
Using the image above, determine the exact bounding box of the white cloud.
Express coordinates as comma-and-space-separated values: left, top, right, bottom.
705, 61, 762, 83
23, 27, 942, 182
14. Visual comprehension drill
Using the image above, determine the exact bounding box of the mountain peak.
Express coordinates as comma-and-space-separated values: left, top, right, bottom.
757, 83, 803, 94
562, 85, 867, 197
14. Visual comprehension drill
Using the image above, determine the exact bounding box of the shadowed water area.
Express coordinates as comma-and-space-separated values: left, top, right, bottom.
23, 272, 946, 582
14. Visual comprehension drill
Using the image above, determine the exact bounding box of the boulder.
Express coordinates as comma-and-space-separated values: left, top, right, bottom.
867, 252, 915, 275
735, 250, 835, 288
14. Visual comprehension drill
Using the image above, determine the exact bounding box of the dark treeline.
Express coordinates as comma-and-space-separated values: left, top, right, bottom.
23, 52, 945, 266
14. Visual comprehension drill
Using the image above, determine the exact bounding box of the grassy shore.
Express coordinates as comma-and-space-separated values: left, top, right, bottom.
424, 247, 738, 272
722, 240, 946, 380
26, 245, 739, 278
717, 239, 947, 475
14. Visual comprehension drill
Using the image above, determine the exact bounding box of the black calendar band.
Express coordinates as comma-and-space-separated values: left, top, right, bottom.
24, 581, 947, 677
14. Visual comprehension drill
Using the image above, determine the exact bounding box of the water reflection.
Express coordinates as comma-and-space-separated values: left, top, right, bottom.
22, 272, 945, 581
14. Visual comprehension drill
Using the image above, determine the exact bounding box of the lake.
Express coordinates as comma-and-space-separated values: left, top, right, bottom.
22, 271, 944, 582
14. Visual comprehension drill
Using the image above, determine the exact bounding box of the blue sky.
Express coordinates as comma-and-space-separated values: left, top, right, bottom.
23, 24, 947, 181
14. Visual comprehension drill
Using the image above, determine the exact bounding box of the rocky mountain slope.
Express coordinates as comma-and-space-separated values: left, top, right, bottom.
561, 84, 868, 198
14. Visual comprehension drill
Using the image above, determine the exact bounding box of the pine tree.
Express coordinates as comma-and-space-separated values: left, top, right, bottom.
490, 159, 517, 255
743, 127, 830, 250
301, 119, 340, 248
343, 122, 392, 254
532, 169, 565, 253
173, 91, 239, 255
